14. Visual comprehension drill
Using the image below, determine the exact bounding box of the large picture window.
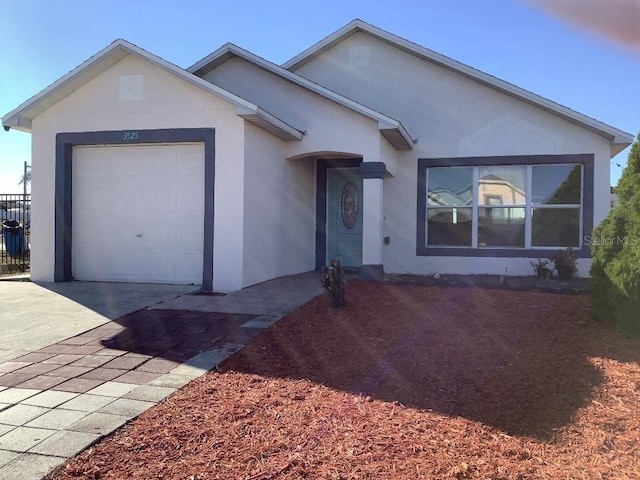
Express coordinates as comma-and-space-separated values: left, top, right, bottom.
417, 155, 593, 258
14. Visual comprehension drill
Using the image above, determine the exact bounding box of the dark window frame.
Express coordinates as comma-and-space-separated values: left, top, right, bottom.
416, 154, 594, 258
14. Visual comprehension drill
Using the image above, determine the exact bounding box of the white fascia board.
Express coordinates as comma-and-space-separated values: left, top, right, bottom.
282, 19, 362, 71
1, 45, 129, 131
188, 43, 237, 75
378, 119, 415, 150
1, 115, 31, 132
283, 19, 633, 153
235, 105, 304, 141
189, 43, 416, 150
1, 39, 301, 142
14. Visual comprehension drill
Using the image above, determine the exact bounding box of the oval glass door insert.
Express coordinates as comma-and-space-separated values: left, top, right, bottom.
340, 182, 358, 229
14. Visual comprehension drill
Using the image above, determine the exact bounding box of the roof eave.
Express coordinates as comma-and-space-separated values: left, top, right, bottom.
282, 19, 363, 71
190, 42, 415, 150
188, 44, 236, 76
283, 19, 631, 155
611, 134, 634, 157
2, 39, 306, 143
1, 115, 31, 132
378, 120, 415, 150
236, 105, 304, 141
1, 44, 129, 132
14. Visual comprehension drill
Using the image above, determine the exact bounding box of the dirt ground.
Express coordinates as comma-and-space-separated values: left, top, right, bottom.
50, 281, 640, 479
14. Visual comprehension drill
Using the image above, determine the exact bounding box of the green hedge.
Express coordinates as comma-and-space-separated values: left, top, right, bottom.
591, 135, 640, 336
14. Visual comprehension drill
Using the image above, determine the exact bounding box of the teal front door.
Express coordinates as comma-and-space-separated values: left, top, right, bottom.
326, 168, 363, 267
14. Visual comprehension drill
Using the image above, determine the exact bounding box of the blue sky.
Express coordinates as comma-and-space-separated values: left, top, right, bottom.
1, 0, 638, 193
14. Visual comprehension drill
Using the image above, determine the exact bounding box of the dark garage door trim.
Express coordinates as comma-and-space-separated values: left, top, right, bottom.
55, 128, 215, 291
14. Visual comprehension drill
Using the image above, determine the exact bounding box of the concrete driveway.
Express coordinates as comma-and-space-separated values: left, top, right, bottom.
0, 282, 196, 363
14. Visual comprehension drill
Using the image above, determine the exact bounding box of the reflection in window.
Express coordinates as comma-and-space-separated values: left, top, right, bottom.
478, 166, 525, 205
531, 165, 582, 247
424, 162, 583, 249
428, 208, 472, 246
427, 167, 473, 206
427, 168, 473, 246
478, 208, 525, 247
484, 194, 503, 205
532, 165, 582, 205
532, 208, 580, 246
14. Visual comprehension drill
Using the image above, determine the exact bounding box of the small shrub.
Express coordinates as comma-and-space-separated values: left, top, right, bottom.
321, 259, 346, 308
549, 247, 578, 280
530, 258, 553, 278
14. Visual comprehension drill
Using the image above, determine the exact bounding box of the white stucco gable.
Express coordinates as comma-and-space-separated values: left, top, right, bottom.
1, 39, 303, 142
284, 19, 633, 157
196, 54, 382, 163
458, 114, 565, 157
188, 43, 415, 151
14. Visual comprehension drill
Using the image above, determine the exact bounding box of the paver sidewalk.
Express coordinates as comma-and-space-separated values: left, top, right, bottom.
0, 272, 323, 479
153, 272, 324, 315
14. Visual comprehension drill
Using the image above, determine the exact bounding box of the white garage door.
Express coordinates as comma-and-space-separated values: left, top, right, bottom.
72, 144, 205, 284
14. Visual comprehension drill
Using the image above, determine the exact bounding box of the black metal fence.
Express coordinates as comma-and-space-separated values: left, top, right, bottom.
0, 194, 31, 274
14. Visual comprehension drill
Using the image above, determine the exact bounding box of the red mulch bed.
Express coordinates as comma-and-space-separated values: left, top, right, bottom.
50, 281, 640, 479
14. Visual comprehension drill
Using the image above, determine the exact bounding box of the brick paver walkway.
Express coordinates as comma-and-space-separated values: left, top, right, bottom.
0, 272, 323, 479
0, 309, 275, 479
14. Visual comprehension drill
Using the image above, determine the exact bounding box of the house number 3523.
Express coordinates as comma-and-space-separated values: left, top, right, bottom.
123, 131, 139, 141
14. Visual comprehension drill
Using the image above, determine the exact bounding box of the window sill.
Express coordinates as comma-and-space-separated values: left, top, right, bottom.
416, 246, 591, 258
